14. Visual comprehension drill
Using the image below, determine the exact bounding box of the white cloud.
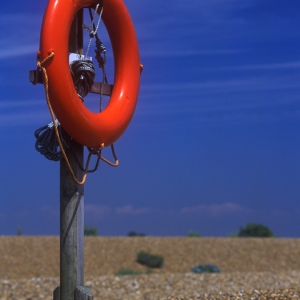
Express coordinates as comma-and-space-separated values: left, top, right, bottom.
141, 75, 300, 96
180, 202, 252, 217
12, 210, 30, 219
85, 204, 111, 218
0, 100, 45, 108
115, 205, 154, 215
140, 48, 239, 58
0, 99, 50, 127
135, 73, 300, 122
129, 0, 299, 62
37, 203, 157, 219
40, 206, 59, 219
0, 45, 38, 59
0, 13, 41, 60
0, 111, 49, 127
124, 0, 251, 59
207, 61, 300, 72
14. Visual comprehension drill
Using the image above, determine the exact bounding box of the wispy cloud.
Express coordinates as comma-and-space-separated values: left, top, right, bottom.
0, 100, 45, 108
208, 61, 300, 72
85, 204, 111, 218
140, 49, 239, 58
85, 202, 252, 218
0, 13, 41, 60
0, 111, 49, 127
135, 73, 300, 123
128, 0, 254, 58
40, 206, 59, 219
0, 45, 38, 59
12, 210, 30, 220
141, 75, 300, 96
180, 202, 252, 217
0, 99, 50, 127
115, 205, 155, 215
133, 0, 296, 59
83, 204, 157, 218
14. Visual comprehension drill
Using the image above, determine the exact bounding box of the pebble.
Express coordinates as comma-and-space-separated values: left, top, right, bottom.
0, 237, 300, 299
0, 272, 300, 299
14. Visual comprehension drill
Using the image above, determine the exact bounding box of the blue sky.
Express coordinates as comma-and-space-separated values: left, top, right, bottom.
1, 0, 300, 237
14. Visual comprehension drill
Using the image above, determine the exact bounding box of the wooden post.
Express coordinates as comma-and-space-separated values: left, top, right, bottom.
53, 9, 94, 300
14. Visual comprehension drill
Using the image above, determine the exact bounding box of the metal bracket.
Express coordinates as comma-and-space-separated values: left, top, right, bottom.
29, 69, 43, 85
90, 82, 113, 96
29, 69, 113, 96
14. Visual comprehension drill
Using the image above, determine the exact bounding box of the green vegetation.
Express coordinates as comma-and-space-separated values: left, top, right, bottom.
145, 268, 153, 274
115, 268, 143, 276
228, 232, 238, 237
137, 251, 164, 268
188, 230, 201, 237
127, 231, 146, 237
84, 225, 98, 236
17, 226, 22, 236
191, 264, 220, 273
237, 223, 274, 237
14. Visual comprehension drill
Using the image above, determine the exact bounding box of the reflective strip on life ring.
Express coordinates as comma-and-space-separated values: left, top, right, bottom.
39, 0, 140, 148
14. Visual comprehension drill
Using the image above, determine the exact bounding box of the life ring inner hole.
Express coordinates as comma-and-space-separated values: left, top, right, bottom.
68, 6, 114, 113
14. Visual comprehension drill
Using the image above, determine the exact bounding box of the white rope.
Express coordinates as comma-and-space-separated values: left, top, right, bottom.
85, 5, 104, 57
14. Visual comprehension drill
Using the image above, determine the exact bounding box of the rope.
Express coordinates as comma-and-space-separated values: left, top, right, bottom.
37, 52, 89, 185
84, 4, 103, 57
88, 144, 119, 167
35, 3, 119, 184
73, 144, 119, 173
70, 59, 95, 101
87, 7, 108, 113
34, 120, 71, 161
37, 52, 119, 185
34, 58, 95, 161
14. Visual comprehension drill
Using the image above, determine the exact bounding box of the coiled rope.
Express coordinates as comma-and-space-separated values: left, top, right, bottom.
36, 52, 118, 185
70, 59, 95, 101
35, 4, 119, 185
35, 58, 94, 161
35, 120, 71, 161
36, 52, 87, 184
34, 57, 95, 162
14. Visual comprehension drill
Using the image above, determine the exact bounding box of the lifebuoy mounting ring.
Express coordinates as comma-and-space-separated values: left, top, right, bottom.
39, 0, 140, 148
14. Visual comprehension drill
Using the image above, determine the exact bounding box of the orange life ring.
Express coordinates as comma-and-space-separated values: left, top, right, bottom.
39, 0, 140, 148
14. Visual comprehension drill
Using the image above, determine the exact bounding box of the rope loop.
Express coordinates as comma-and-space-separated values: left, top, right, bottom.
70, 59, 96, 99
35, 0, 122, 185
37, 51, 55, 68
37, 52, 88, 185
34, 121, 71, 161
84, 4, 103, 57
88, 144, 119, 167
36, 50, 119, 185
